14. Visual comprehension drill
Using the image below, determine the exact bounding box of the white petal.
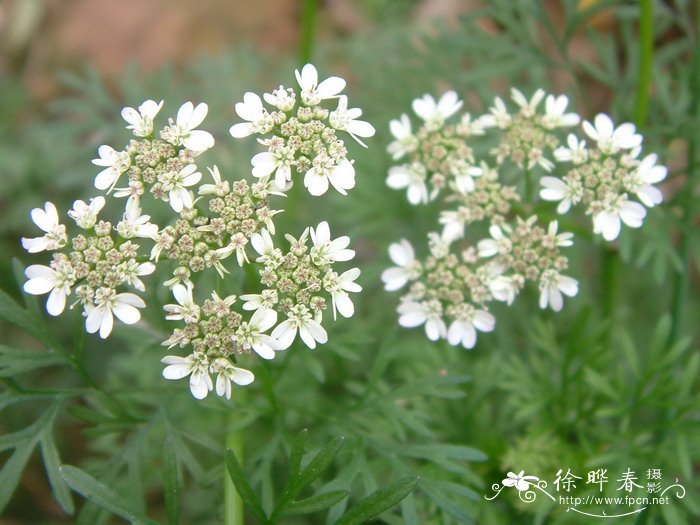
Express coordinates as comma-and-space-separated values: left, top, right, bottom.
163, 363, 191, 380
98, 310, 114, 338
231, 367, 255, 386
46, 288, 66, 316
230, 123, 254, 138
271, 320, 297, 349
334, 292, 355, 318
389, 240, 413, 266
183, 130, 214, 152
558, 276, 579, 297
112, 303, 141, 325
381, 268, 408, 291
251, 307, 277, 332
473, 310, 496, 332
317, 76, 346, 99
304, 170, 329, 196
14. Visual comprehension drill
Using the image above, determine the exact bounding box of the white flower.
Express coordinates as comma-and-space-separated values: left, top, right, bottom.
398, 299, 446, 341
539, 176, 581, 214
381, 239, 421, 291
250, 229, 281, 266
116, 199, 159, 239
511, 88, 545, 117
488, 275, 521, 305
271, 304, 328, 350
23, 263, 74, 316
209, 357, 254, 400
161, 352, 213, 400
412, 91, 462, 124
545, 220, 574, 248
92, 145, 131, 191
295, 63, 346, 106
542, 95, 580, 129
230, 92, 272, 138
428, 231, 452, 258
323, 268, 362, 319
538, 270, 578, 312
582, 114, 642, 154
483, 96, 511, 128
450, 161, 483, 194
329, 96, 375, 147
554, 134, 588, 165
163, 102, 215, 152
446, 308, 495, 349
387, 114, 417, 160
309, 221, 354, 266
67, 197, 106, 229
161, 164, 201, 212
439, 208, 470, 242
386, 164, 430, 205
263, 85, 296, 112
240, 289, 278, 312
629, 153, 666, 207
304, 156, 355, 196
121, 99, 163, 137
592, 196, 647, 241
199, 165, 230, 196
251, 148, 294, 190
477, 225, 512, 258
85, 290, 146, 339
121, 261, 155, 292
21, 202, 67, 253
164, 284, 200, 323
503, 471, 539, 492
236, 308, 280, 359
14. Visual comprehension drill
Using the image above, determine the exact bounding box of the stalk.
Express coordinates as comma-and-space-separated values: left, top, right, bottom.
603, 0, 653, 332
223, 405, 245, 525
299, 0, 318, 65
669, 4, 700, 344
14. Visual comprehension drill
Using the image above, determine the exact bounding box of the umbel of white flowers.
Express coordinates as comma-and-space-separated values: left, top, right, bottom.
21, 64, 371, 400
383, 88, 666, 349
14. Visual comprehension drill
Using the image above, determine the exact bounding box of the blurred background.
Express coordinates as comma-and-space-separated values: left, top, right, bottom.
1, 1, 698, 524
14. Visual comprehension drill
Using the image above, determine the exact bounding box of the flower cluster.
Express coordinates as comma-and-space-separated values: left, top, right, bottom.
230, 64, 375, 196
21, 64, 367, 399
384, 89, 666, 349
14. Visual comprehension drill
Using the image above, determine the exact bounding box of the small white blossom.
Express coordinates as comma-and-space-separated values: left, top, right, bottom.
387, 114, 417, 160
381, 239, 421, 291
554, 134, 588, 165
511, 88, 545, 117
161, 164, 201, 212
236, 308, 280, 359
446, 308, 495, 349
483, 96, 511, 128
309, 221, 354, 266
412, 91, 462, 124
121, 261, 155, 292
542, 94, 580, 129
398, 299, 446, 341
92, 145, 131, 191
121, 99, 163, 137
582, 114, 642, 154
251, 149, 294, 190
209, 357, 254, 399
240, 289, 278, 312
304, 156, 355, 196
21, 202, 67, 253
630, 153, 666, 207
295, 63, 346, 106
164, 284, 200, 323
386, 164, 430, 205
450, 160, 483, 194
230, 92, 271, 138
163, 102, 215, 152
329, 95, 375, 147
592, 196, 647, 241
271, 304, 328, 349
323, 268, 362, 319
116, 199, 159, 239
85, 290, 146, 339
161, 352, 213, 400
251, 229, 282, 267
23, 263, 74, 316
68, 197, 106, 229
263, 85, 296, 112
198, 165, 230, 196
477, 225, 512, 258
538, 270, 578, 312
540, 176, 581, 214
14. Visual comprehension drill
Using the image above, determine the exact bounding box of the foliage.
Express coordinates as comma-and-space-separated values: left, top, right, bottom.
0, 0, 698, 524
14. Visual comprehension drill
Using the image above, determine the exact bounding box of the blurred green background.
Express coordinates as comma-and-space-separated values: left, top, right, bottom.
0, 0, 698, 524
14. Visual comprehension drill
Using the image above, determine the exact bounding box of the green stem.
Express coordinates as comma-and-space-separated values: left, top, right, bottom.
299, 0, 318, 65
223, 402, 245, 525
669, 4, 700, 344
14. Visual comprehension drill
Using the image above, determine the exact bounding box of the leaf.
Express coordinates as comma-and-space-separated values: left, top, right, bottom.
40, 429, 75, 514
0, 440, 37, 512
163, 438, 179, 525
336, 476, 420, 525
0, 345, 64, 377
224, 448, 268, 523
59, 465, 160, 525
0, 288, 41, 338
284, 490, 349, 515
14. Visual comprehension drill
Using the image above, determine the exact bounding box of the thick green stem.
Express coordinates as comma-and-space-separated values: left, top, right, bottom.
669, 4, 700, 344
223, 405, 245, 525
299, 0, 318, 65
